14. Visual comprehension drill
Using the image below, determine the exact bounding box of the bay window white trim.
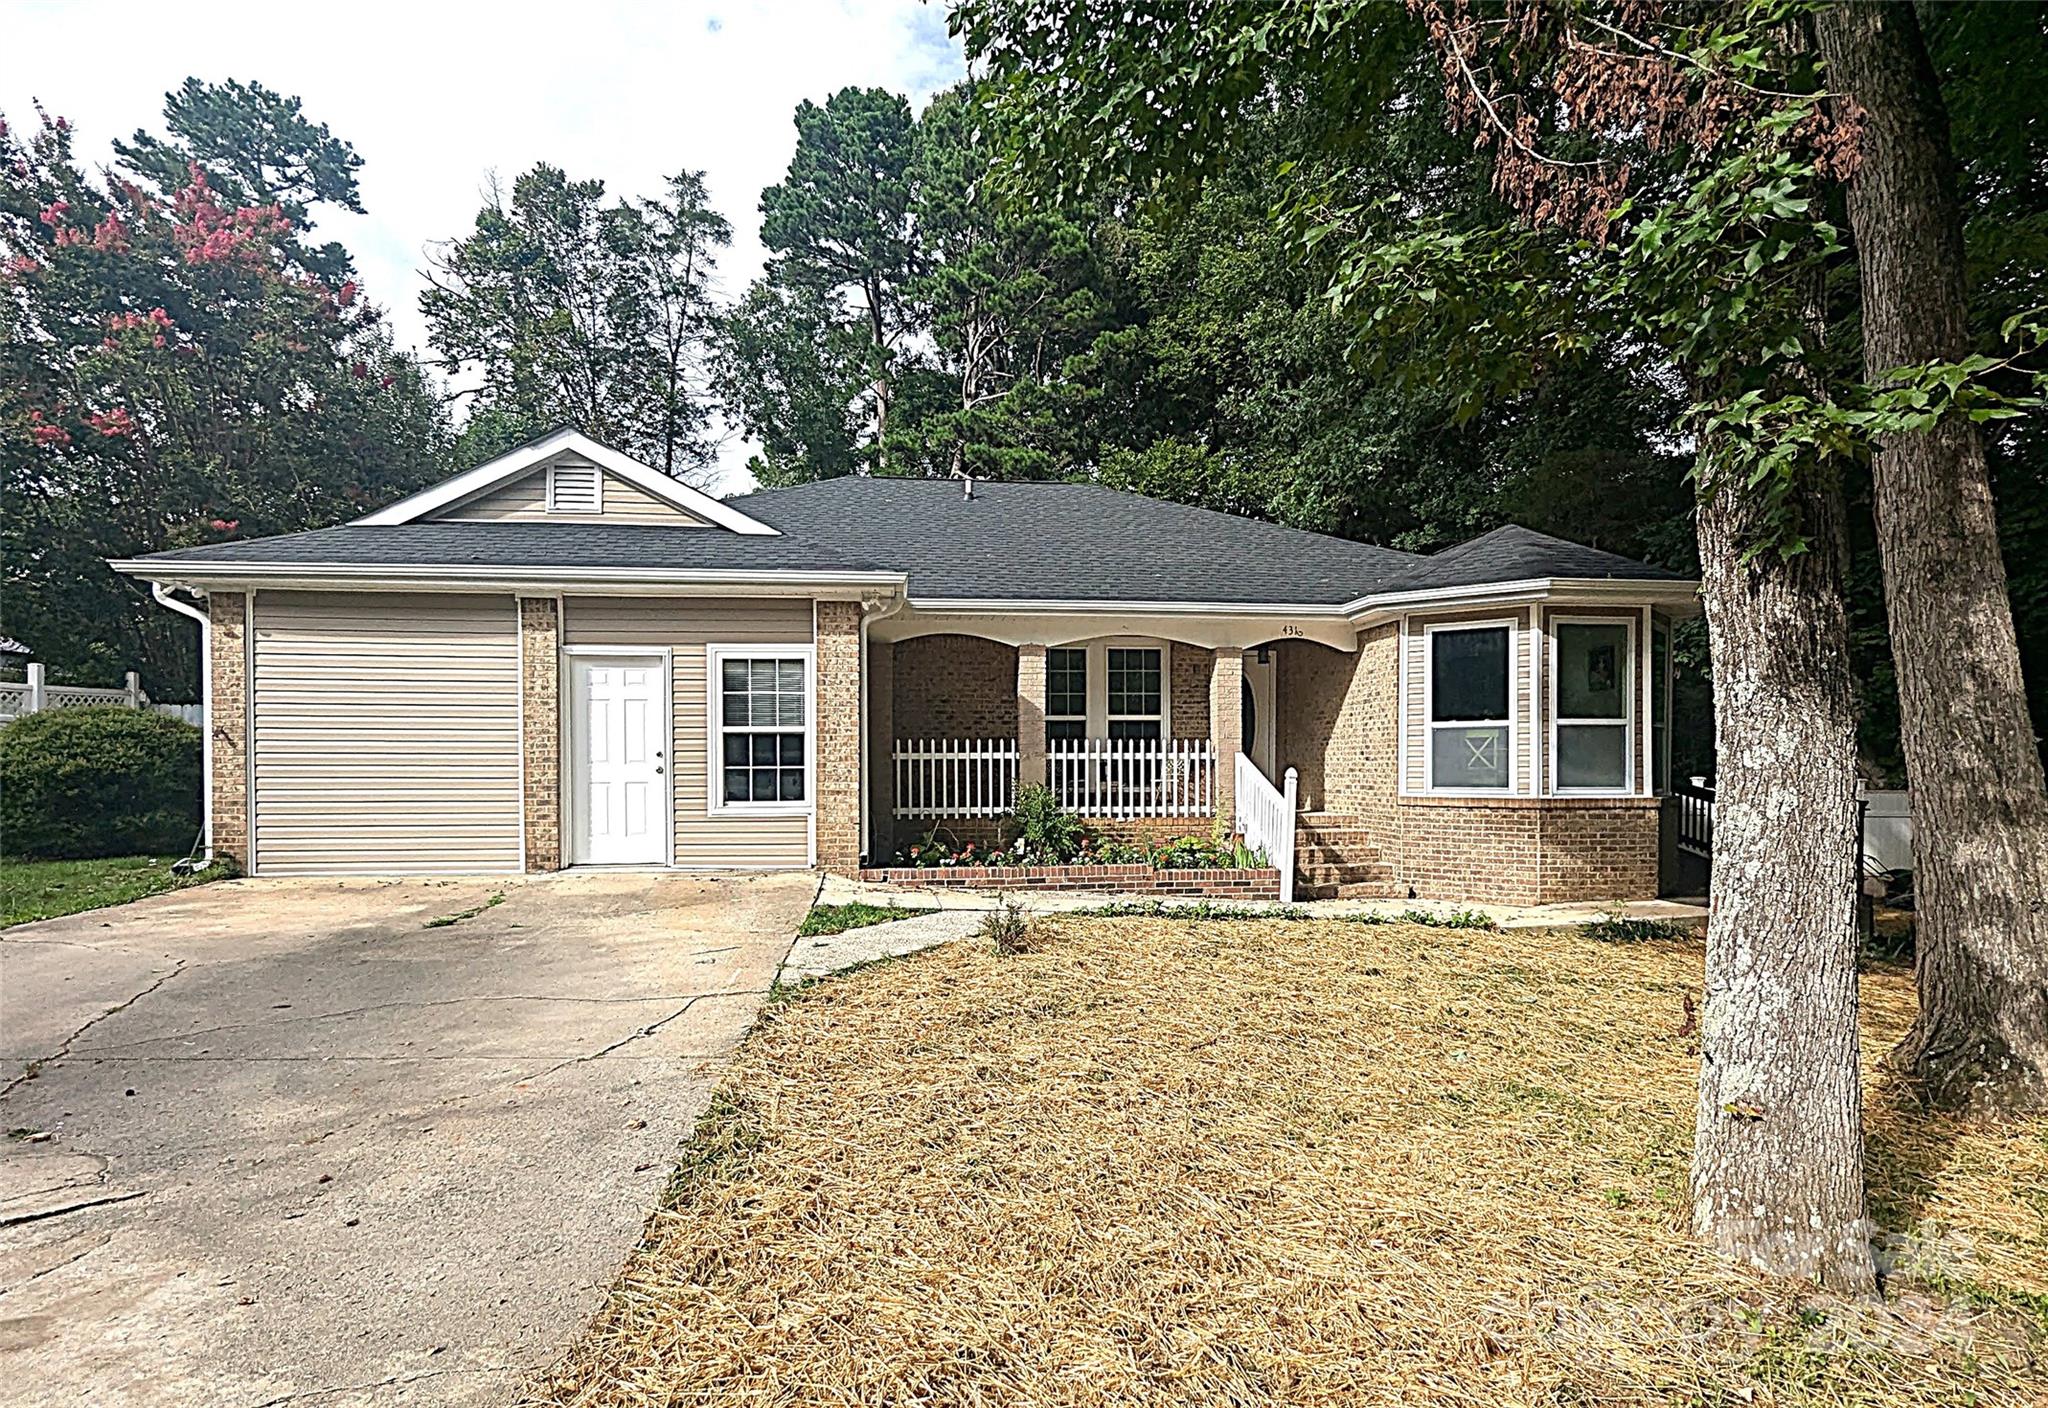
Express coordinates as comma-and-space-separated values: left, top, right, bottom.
1422, 617, 1518, 795
1546, 614, 1636, 796
706, 642, 815, 817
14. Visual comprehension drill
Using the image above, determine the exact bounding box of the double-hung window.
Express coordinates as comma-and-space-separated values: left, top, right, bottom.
1045, 647, 1088, 745
1552, 619, 1632, 792
1105, 647, 1164, 742
1427, 624, 1513, 791
710, 647, 810, 809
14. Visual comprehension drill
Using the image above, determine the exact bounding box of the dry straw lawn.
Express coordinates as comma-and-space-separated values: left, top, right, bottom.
531, 917, 2046, 1407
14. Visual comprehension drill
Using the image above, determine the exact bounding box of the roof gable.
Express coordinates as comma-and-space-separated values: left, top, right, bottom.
357, 428, 776, 535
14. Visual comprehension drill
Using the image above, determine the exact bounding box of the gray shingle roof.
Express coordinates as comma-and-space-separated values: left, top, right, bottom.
729, 478, 1424, 604
126, 478, 1690, 605
130, 522, 892, 575
1384, 524, 1690, 592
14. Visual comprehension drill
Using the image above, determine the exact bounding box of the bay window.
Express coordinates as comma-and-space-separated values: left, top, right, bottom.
709, 647, 811, 810
1427, 623, 1513, 791
1551, 619, 1632, 792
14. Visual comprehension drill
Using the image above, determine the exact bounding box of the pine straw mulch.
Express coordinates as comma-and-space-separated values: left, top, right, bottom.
527, 917, 2047, 1408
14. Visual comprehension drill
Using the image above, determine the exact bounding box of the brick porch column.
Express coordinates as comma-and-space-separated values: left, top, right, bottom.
814, 600, 863, 872
208, 591, 249, 871
518, 597, 561, 872
1017, 642, 1047, 791
1210, 648, 1244, 831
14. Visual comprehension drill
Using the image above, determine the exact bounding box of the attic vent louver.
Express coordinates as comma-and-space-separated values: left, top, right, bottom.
547, 460, 602, 514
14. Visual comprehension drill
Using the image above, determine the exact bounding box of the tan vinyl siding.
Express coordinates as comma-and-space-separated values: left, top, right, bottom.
563, 597, 813, 868
250, 592, 522, 875
434, 459, 709, 526
1402, 606, 1533, 795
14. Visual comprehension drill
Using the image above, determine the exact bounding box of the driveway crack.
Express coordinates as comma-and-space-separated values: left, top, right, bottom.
524, 989, 768, 1081
2, 960, 186, 1098
246, 1363, 515, 1407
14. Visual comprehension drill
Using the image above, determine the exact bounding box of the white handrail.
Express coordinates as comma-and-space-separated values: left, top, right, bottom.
1234, 754, 1297, 904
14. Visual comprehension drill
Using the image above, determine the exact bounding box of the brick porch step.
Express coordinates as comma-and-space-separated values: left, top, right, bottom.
1291, 810, 1396, 900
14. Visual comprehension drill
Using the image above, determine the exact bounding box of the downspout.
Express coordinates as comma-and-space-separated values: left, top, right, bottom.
150, 582, 214, 868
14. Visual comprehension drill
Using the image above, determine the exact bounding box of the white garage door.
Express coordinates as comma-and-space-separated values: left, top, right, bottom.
251, 592, 523, 875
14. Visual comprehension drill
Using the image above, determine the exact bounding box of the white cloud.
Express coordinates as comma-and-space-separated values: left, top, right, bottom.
4, 0, 966, 493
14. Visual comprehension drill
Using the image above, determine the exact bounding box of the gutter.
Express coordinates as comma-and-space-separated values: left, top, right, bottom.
149, 582, 214, 868
110, 560, 910, 597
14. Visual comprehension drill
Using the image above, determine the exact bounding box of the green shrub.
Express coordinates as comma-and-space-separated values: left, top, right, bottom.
981, 901, 1036, 955
1579, 912, 1693, 943
0, 707, 202, 859
1004, 784, 1090, 864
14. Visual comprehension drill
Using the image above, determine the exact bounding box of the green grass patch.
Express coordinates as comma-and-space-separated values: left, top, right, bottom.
798, 901, 926, 937
0, 855, 218, 928
422, 891, 506, 928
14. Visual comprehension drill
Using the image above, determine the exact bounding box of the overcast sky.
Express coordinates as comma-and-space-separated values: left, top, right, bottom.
4, 0, 967, 493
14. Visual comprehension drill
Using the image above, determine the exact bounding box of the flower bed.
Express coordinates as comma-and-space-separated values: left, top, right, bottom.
857, 862, 1283, 899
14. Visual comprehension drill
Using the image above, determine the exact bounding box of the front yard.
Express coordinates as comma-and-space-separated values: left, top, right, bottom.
0, 855, 207, 927
533, 917, 2045, 1407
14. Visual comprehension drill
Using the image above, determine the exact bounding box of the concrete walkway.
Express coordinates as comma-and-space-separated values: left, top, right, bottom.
0, 870, 813, 1407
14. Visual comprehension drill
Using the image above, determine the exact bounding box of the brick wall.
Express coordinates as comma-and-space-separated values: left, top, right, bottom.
518, 597, 561, 872
1171, 644, 1213, 738
1277, 628, 1396, 823
208, 591, 248, 869
1532, 798, 1662, 903
891, 634, 1018, 739
1390, 796, 1660, 904
814, 601, 863, 872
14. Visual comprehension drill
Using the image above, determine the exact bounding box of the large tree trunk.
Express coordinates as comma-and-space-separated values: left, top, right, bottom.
1817, 2, 2048, 1114
1691, 459, 1877, 1295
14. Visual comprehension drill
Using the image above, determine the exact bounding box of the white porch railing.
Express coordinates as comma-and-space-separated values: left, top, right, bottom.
0, 664, 151, 723
1234, 754, 1298, 904
893, 738, 1019, 818
1048, 738, 1215, 819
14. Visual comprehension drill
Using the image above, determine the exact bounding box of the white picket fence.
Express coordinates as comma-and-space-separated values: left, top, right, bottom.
1234, 754, 1298, 904
893, 738, 1020, 818
891, 736, 1220, 820
1048, 738, 1215, 819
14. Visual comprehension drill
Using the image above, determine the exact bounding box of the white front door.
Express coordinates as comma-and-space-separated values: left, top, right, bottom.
570, 655, 668, 865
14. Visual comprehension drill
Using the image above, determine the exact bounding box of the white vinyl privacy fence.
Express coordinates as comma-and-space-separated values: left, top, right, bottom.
0, 662, 196, 725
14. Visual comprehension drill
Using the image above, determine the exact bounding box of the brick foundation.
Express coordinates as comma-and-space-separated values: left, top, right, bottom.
858, 863, 1282, 899
208, 591, 248, 870
815, 601, 863, 872
1393, 796, 1661, 904
519, 597, 561, 872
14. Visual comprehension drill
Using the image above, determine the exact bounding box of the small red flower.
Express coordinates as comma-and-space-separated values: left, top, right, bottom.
37, 199, 69, 227
335, 279, 358, 307
87, 407, 137, 438
26, 410, 71, 447
208, 518, 240, 533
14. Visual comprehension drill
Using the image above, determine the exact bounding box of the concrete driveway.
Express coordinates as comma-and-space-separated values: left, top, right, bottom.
0, 870, 814, 1406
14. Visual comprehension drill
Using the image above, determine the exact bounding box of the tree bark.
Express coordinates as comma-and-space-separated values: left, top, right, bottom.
1816, 2, 2048, 1114
1691, 456, 1877, 1295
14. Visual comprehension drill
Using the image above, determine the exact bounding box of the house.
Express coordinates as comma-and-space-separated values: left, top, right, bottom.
114, 427, 1700, 903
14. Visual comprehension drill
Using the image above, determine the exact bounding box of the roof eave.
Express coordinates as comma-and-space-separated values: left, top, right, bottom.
1341, 575, 1701, 624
